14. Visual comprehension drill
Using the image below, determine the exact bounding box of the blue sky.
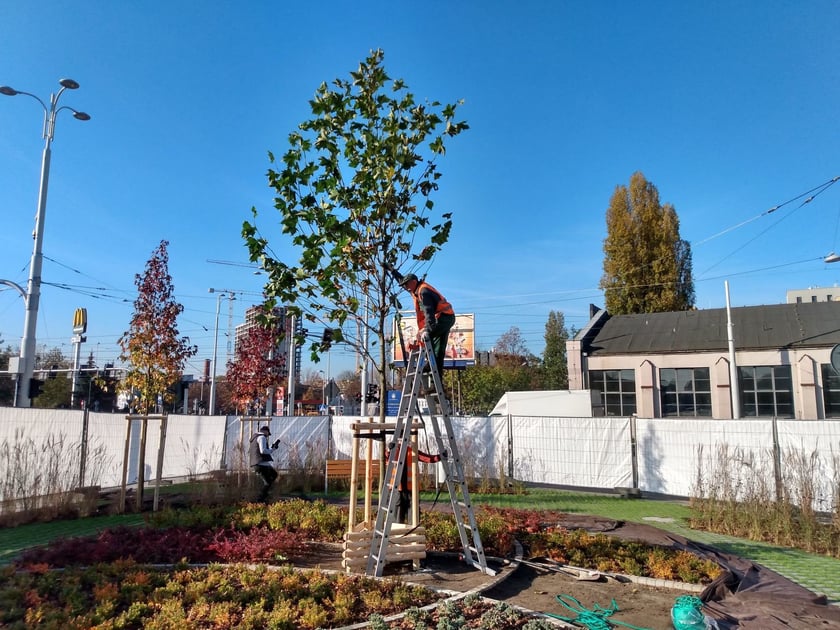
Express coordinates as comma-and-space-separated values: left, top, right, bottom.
1, 1, 840, 380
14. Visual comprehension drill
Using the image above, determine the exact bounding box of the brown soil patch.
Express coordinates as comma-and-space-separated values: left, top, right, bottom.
295, 542, 689, 628
484, 562, 690, 629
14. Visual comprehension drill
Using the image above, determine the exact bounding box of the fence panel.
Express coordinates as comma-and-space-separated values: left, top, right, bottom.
0, 408, 85, 505
84, 412, 131, 487
636, 418, 775, 496
777, 419, 840, 512
328, 415, 506, 481
227, 415, 330, 472
511, 416, 632, 488
3, 407, 839, 511
160, 414, 227, 479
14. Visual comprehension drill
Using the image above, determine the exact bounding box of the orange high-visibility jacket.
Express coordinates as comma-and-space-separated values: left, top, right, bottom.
413, 281, 454, 331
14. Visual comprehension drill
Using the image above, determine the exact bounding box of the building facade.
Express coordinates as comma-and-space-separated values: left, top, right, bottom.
234, 305, 300, 380
786, 286, 840, 304
567, 301, 840, 419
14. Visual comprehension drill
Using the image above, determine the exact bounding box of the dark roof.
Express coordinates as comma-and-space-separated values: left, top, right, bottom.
586, 301, 840, 355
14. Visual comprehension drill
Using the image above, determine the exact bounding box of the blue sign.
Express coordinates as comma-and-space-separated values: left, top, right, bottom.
386, 390, 401, 415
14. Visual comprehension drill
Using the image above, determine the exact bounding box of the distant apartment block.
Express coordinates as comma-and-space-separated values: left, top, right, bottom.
786, 286, 840, 303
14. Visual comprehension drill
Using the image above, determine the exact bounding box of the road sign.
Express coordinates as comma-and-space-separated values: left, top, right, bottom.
386, 390, 401, 415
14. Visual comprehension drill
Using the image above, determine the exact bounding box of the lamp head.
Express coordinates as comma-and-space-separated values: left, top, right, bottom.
59, 78, 80, 90
73, 111, 91, 121
0, 86, 18, 96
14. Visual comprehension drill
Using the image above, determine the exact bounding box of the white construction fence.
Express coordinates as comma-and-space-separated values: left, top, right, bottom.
0, 407, 838, 512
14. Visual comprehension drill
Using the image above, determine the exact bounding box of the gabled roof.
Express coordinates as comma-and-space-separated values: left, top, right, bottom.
586, 301, 840, 356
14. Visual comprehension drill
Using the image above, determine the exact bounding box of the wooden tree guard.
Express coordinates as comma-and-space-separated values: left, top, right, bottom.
118, 414, 167, 513
341, 420, 425, 572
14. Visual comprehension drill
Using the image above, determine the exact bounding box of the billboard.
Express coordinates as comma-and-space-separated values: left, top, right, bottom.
393, 313, 475, 368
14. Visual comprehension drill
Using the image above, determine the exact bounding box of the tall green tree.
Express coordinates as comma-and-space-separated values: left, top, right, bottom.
243, 49, 467, 421
119, 240, 197, 415
542, 310, 569, 389
452, 365, 508, 415
30, 345, 72, 408
454, 327, 541, 414
33, 374, 71, 409
600, 171, 694, 314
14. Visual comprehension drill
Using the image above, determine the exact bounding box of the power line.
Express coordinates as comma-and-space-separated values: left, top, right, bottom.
697, 176, 840, 275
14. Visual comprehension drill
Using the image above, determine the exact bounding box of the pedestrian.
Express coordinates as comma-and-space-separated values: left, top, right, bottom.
399, 273, 456, 376
249, 425, 280, 502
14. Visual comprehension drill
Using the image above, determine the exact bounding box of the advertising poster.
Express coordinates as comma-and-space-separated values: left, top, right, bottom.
393, 313, 475, 368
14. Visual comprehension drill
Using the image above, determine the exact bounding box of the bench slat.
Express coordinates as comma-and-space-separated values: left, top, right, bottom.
325, 459, 380, 478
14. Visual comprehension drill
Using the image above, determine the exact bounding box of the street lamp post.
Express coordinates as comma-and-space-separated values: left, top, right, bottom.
1, 79, 90, 407
208, 288, 235, 415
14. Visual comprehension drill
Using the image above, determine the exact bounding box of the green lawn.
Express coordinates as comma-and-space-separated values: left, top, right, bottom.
467, 489, 693, 525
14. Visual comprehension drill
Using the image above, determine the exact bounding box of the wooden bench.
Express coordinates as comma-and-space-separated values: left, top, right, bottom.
325, 459, 380, 493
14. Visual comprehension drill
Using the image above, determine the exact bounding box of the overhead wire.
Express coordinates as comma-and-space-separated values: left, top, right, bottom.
9, 177, 840, 371
697, 176, 840, 276
693, 176, 840, 247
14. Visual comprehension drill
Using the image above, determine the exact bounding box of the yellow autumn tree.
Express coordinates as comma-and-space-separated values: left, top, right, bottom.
600, 172, 694, 314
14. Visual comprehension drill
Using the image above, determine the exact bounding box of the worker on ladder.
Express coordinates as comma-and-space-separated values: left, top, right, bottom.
367, 268, 492, 578
398, 273, 456, 378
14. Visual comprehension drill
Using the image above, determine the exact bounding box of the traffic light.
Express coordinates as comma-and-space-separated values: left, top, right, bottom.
366, 383, 379, 403
29, 378, 43, 399
320, 328, 334, 351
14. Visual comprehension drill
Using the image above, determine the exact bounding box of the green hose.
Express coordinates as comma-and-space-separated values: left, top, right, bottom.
544, 594, 652, 630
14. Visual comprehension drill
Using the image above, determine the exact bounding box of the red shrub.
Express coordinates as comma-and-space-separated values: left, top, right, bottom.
207, 526, 307, 563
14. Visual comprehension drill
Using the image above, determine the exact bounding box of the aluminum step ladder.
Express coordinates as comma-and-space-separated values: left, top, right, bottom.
366, 336, 493, 577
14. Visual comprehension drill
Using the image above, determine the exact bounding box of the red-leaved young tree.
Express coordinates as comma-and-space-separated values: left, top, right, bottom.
226, 308, 286, 415
119, 240, 197, 414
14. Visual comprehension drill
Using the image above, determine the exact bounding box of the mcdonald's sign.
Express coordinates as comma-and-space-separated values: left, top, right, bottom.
72, 308, 87, 334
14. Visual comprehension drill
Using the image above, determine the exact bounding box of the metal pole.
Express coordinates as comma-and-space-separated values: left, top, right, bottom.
209, 291, 223, 415
360, 294, 369, 416
287, 314, 296, 415
265, 347, 275, 417
70, 335, 83, 408
2, 80, 89, 407
725, 281, 741, 419
17, 139, 52, 406
79, 405, 90, 487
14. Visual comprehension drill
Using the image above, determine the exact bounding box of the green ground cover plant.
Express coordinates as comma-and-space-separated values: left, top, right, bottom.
523, 527, 720, 584
0, 558, 556, 629
0, 562, 443, 629
11, 500, 721, 585
3, 498, 722, 628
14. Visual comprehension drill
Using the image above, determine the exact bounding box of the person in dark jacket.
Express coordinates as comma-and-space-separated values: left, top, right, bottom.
399, 273, 456, 374
249, 425, 280, 502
